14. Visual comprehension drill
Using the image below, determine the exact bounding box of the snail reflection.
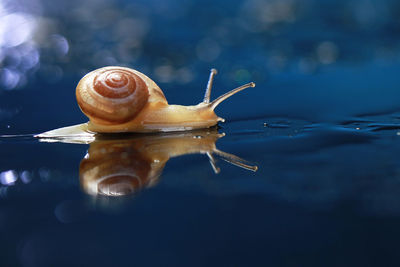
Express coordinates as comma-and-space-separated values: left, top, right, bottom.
79, 129, 257, 197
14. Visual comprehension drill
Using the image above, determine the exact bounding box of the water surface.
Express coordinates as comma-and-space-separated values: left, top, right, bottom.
1, 114, 400, 266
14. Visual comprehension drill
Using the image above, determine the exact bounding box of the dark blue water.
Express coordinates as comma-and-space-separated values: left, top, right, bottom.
1, 0, 400, 266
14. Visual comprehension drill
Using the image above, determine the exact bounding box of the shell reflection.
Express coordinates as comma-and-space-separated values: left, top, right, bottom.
80, 129, 257, 197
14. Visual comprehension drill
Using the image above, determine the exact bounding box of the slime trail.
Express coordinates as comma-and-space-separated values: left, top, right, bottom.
0, 134, 37, 142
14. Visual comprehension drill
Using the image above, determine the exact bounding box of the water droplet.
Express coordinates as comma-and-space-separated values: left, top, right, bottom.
154, 65, 174, 83
51, 34, 69, 56
0, 170, 17, 185
1, 68, 20, 89
176, 68, 194, 84
20, 170, 32, 184
0, 13, 37, 48
39, 168, 50, 181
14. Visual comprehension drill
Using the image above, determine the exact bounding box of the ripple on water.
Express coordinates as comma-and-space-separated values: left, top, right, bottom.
223, 117, 377, 153
368, 123, 400, 132
339, 112, 400, 135
208, 114, 400, 215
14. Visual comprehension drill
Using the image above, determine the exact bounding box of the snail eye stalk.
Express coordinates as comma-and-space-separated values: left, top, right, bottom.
203, 68, 218, 104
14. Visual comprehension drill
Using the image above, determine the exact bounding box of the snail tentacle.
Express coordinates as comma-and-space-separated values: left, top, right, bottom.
203, 68, 218, 104
209, 82, 256, 110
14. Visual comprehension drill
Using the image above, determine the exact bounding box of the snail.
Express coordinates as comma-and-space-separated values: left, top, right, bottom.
36, 66, 255, 137
79, 129, 258, 197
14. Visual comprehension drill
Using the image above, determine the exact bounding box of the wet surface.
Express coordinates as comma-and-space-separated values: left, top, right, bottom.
1, 114, 400, 266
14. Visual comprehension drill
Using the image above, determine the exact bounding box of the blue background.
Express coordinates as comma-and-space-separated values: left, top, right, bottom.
1, 0, 400, 266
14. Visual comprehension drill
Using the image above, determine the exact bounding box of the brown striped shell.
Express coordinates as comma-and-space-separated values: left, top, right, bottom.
76, 67, 160, 125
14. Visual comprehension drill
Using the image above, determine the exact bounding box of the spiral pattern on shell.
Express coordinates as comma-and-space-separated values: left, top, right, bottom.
76, 67, 149, 124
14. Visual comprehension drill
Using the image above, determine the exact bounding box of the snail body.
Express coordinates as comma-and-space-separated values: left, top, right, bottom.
37, 66, 255, 137
86, 100, 221, 133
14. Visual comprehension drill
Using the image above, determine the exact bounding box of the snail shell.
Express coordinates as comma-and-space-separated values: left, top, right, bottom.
76, 66, 167, 125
